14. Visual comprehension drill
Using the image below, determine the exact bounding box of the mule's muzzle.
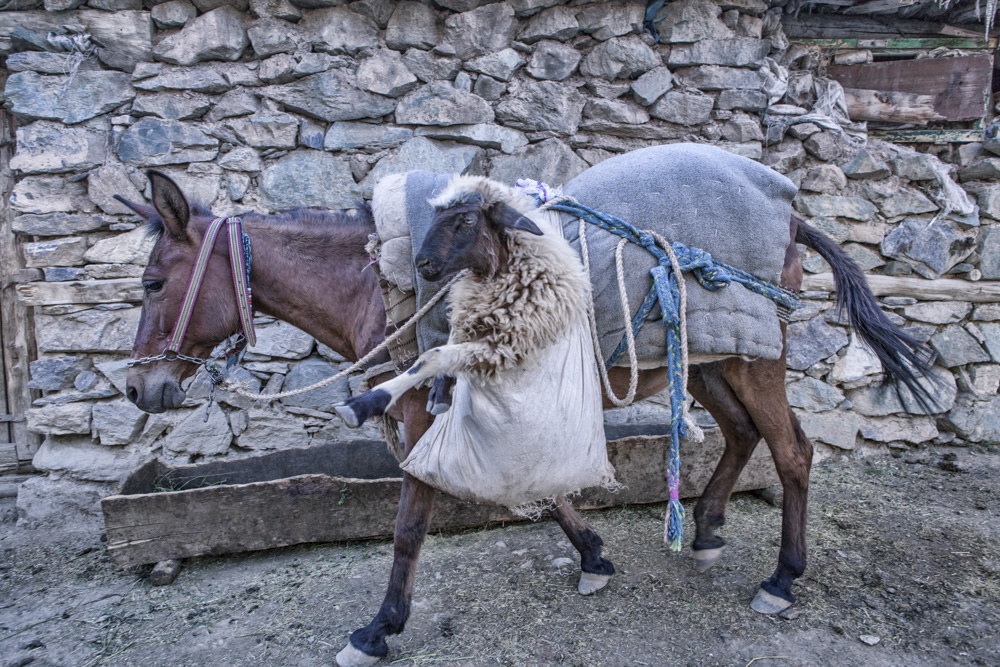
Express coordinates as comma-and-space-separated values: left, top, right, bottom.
126, 376, 186, 413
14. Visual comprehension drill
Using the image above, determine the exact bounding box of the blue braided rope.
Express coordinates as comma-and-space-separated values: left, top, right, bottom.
541, 197, 798, 551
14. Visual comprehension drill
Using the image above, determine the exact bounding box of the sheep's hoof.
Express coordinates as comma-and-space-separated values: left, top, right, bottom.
334, 403, 361, 429
693, 546, 725, 573
749, 588, 793, 615
578, 572, 612, 595
336, 643, 381, 667
429, 402, 451, 415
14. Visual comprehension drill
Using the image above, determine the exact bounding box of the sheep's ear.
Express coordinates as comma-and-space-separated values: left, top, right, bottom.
490, 203, 543, 236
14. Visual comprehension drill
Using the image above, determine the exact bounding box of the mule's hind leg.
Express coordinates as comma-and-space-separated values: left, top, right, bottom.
687, 363, 762, 572
550, 497, 615, 595
721, 355, 813, 615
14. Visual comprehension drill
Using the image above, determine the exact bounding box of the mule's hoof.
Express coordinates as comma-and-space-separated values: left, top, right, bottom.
336, 643, 381, 667
334, 403, 361, 429
693, 546, 725, 573
429, 402, 451, 416
749, 588, 793, 615
578, 572, 612, 595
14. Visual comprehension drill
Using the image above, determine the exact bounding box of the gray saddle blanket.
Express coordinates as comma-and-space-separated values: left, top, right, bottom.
376, 143, 797, 365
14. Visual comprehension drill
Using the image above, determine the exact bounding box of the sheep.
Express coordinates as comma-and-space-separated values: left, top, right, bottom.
333, 174, 591, 428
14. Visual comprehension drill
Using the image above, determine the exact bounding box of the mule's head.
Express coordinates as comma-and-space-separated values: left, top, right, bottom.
121, 171, 242, 413
415, 176, 543, 282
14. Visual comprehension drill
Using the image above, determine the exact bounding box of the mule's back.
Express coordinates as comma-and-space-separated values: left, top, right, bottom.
562, 143, 797, 365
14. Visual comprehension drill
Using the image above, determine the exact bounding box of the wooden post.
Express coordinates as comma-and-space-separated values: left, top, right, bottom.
0, 109, 40, 470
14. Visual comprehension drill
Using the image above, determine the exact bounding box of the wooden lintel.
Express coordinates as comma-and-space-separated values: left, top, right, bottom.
16, 278, 142, 306
803, 273, 1000, 303
844, 88, 944, 124
795, 37, 996, 51
870, 128, 985, 143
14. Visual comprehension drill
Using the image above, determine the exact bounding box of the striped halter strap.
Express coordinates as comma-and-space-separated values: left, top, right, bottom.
166, 216, 257, 361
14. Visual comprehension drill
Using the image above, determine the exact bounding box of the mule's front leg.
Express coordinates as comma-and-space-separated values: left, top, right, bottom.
426, 375, 456, 415
550, 497, 615, 595
337, 396, 435, 667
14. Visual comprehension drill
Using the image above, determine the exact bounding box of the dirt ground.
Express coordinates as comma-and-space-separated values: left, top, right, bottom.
1, 446, 999, 667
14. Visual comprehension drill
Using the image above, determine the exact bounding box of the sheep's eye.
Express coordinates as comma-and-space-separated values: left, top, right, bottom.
143, 280, 164, 293
461, 212, 478, 226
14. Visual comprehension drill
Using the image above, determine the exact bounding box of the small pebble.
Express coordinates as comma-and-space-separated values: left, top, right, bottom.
859, 634, 881, 646
778, 607, 800, 620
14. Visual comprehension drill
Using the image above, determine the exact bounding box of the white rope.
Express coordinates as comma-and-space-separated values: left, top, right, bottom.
220, 270, 468, 401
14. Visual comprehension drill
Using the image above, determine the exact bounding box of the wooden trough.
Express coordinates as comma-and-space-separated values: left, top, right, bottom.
101, 425, 778, 569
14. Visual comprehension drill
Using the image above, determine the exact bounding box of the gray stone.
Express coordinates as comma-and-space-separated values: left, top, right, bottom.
151, 0, 197, 29
587, 80, 632, 99
721, 114, 763, 143
518, 6, 578, 43
153, 6, 249, 66
944, 395, 1000, 444
786, 376, 844, 412
786, 317, 848, 370
675, 65, 763, 91
845, 383, 906, 417
6, 52, 100, 75
584, 98, 649, 125
258, 54, 298, 84
385, 2, 439, 52
829, 336, 882, 383
930, 325, 990, 367
226, 110, 299, 148
415, 124, 528, 154
133, 92, 212, 120
467, 48, 525, 82
192, 0, 249, 9
794, 195, 877, 222
874, 190, 938, 219
26, 403, 92, 436
135, 64, 246, 94
28, 356, 90, 392
630, 66, 673, 106
580, 36, 660, 81
91, 399, 148, 446
881, 218, 977, 279
259, 150, 360, 212
280, 358, 350, 411
235, 408, 310, 450
83, 226, 156, 265
668, 37, 769, 67
797, 409, 859, 450
526, 40, 580, 81
12, 213, 112, 237
576, 2, 644, 41
207, 89, 259, 122
218, 146, 263, 173
972, 304, 1000, 321
783, 70, 813, 107
717, 141, 762, 160
966, 363, 1000, 396
11, 176, 94, 215
32, 435, 145, 483
799, 164, 846, 194
509, 0, 562, 16
891, 152, 939, 181
903, 302, 972, 326
94, 358, 129, 396
249, 321, 314, 359
976, 322, 1000, 362
981, 227, 1000, 279
474, 75, 507, 101
960, 158, 1000, 182
248, 17, 299, 57
444, 3, 518, 60
394, 82, 494, 126
293, 53, 339, 77
495, 79, 585, 134
402, 48, 461, 83
5, 71, 135, 125
116, 117, 219, 166
653, 0, 734, 42
842, 150, 890, 180
363, 137, 485, 195
298, 118, 326, 150
968, 184, 1000, 220
161, 403, 233, 457
250, 0, 301, 19
156, 165, 222, 207
24, 237, 88, 268
74, 371, 98, 392
10, 120, 105, 175
324, 122, 414, 151
357, 49, 419, 97
302, 7, 378, 56
649, 90, 714, 126
227, 172, 252, 201
16, 476, 114, 534
803, 132, 843, 161
350, 0, 395, 27
489, 138, 588, 187
860, 415, 938, 444
261, 70, 397, 122
717, 88, 767, 112
842, 243, 884, 272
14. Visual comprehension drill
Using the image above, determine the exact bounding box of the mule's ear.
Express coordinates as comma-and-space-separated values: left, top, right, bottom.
490, 203, 543, 236
148, 170, 190, 239
112, 195, 157, 220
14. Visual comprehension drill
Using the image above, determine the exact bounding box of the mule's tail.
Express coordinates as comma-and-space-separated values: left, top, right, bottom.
794, 216, 939, 412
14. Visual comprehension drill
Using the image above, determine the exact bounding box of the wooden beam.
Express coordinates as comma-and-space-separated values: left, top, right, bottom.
16, 278, 142, 306
0, 110, 40, 463
0, 443, 16, 474
844, 88, 945, 124
870, 128, 985, 143
844, 0, 921, 16
795, 37, 996, 50
803, 273, 1000, 302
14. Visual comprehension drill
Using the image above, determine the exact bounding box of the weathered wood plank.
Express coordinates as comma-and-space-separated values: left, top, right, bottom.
803, 273, 1000, 302
0, 110, 40, 463
795, 37, 996, 51
844, 0, 920, 15
0, 443, 17, 474
829, 55, 991, 122
16, 278, 142, 306
0, 10, 152, 60
102, 432, 779, 568
870, 128, 984, 143
844, 88, 944, 124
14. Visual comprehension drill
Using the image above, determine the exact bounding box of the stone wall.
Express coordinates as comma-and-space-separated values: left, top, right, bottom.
3, 0, 998, 532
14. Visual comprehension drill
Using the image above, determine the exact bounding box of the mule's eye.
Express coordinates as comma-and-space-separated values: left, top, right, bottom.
143, 280, 164, 293
461, 212, 478, 226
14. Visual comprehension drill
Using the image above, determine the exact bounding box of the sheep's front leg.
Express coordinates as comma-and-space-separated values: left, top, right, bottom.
334, 344, 483, 428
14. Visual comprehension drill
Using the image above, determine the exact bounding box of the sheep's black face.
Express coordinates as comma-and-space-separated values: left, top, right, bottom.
417, 194, 492, 281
